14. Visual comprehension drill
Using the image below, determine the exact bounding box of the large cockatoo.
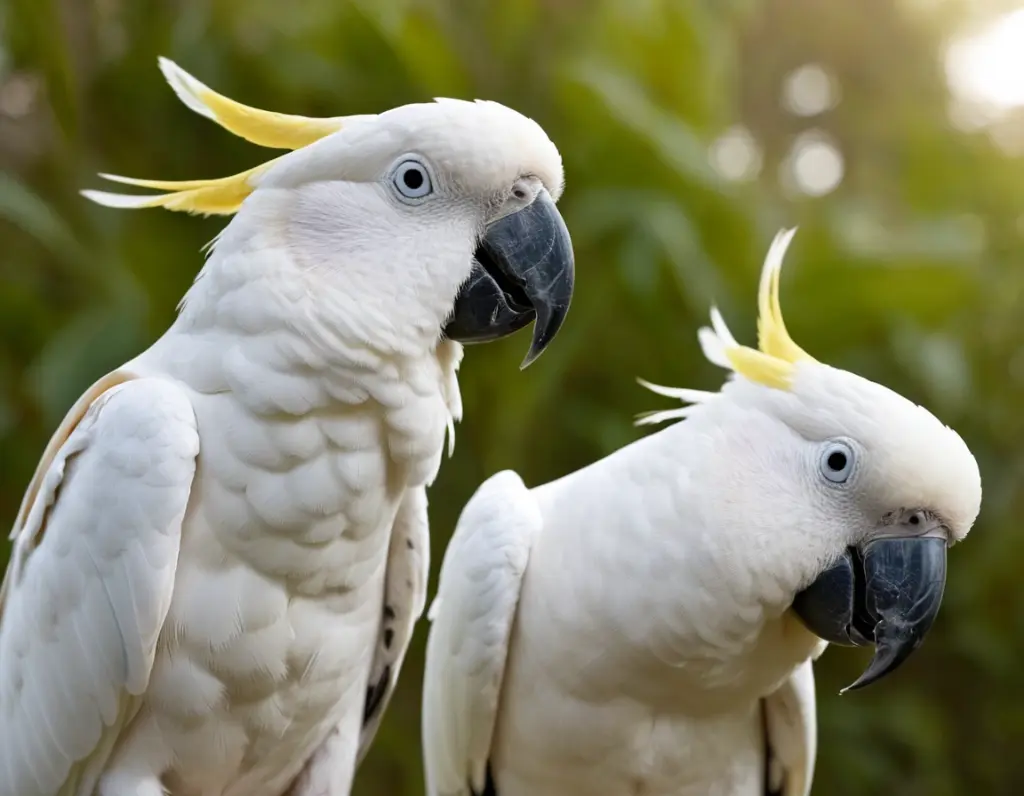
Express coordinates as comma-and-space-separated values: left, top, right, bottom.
0, 59, 574, 796
422, 228, 981, 796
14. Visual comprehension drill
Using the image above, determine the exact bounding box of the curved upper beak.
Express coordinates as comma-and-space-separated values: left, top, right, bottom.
443, 188, 575, 368
791, 535, 947, 692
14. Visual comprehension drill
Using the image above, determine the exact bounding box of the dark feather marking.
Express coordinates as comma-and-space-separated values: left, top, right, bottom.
384, 628, 394, 649
763, 699, 781, 796
363, 664, 391, 724
473, 762, 497, 796
383, 604, 396, 621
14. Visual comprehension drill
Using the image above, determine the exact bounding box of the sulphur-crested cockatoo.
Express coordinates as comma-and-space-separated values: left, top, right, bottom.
0, 58, 575, 796
422, 228, 981, 796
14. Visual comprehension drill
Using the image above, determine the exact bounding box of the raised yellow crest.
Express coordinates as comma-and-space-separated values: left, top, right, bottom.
722, 227, 816, 389
636, 228, 814, 425
81, 58, 365, 215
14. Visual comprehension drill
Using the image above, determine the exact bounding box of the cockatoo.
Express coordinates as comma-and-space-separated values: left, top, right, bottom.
422, 228, 982, 796
0, 58, 575, 796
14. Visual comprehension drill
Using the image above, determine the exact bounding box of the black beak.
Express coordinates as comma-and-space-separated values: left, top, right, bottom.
791, 536, 947, 692
443, 188, 575, 368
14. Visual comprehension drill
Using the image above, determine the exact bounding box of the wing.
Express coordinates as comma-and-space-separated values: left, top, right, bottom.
357, 485, 431, 763
421, 470, 542, 796
0, 376, 199, 796
762, 658, 817, 796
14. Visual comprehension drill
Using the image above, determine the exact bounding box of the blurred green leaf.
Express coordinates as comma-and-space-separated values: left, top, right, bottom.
27, 302, 148, 424
4, 0, 1024, 793
569, 58, 727, 191
0, 172, 87, 268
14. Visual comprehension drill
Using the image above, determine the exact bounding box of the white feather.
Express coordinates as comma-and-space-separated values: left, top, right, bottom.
158, 56, 218, 120
635, 378, 715, 405
422, 413, 824, 796
0, 378, 198, 796
79, 190, 167, 209
633, 407, 695, 426
760, 227, 799, 297
38, 67, 572, 796
422, 471, 541, 796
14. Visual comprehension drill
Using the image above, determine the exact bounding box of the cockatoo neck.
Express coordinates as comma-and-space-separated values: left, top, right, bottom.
134, 218, 465, 478
632, 403, 826, 707
181, 199, 465, 359
539, 402, 825, 711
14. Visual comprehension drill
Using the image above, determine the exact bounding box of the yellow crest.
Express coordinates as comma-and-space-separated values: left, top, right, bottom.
721, 227, 816, 389
157, 57, 352, 150
636, 228, 814, 425
81, 58, 366, 215
80, 157, 286, 216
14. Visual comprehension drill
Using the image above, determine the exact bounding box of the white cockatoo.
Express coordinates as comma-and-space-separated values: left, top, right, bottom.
0, 59, 575, 796
422, 228, 982, 796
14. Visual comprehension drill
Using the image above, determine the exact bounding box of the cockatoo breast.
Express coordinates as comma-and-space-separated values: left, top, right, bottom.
109, 253, 455, 796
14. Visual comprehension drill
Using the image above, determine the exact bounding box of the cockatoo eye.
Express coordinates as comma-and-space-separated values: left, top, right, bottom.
820, 440, 855, 484
392, 159, 433, 201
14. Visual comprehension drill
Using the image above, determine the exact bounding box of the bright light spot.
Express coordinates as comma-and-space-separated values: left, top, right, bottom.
782, 64, 839, 117
946, 9, 1024, 113
946, 96, 990, 132
708, 125, 762, 182
784, 131, 844, 197
989, 116, 1024, 156
0, 74, 39, 119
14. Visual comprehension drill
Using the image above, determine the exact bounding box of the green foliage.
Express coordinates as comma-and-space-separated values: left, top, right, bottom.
2, 0, 1023, 792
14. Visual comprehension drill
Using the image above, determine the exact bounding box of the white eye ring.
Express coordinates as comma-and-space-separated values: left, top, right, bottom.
819, 440, 855, 484
392, 159, 433, 200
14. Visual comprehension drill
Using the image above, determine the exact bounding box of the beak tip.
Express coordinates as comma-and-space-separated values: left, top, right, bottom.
839, 674, 874, 695
839, 658, 884, 694
519, 335, 548, 370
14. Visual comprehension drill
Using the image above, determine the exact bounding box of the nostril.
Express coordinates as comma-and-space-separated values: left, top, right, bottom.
511, 178, 539, 203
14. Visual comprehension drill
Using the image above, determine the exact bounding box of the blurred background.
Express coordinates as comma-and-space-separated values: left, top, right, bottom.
2, 0, 1024, 792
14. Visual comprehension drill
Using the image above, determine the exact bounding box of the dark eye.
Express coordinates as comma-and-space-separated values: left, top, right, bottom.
393, 159, 432, 200
819, 440, 855, 484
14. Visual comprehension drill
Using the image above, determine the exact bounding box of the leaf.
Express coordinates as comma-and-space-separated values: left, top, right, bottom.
642, 198, 726, 314
568, 58, 727, 191
828, 200, 986, 264
889, 325, 972, 414
0, 172, 88, 269
26, 302, 149, 426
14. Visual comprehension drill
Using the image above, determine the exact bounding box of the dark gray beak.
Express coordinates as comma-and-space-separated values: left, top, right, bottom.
791, 536, 947, 692
443, 188, 575, 369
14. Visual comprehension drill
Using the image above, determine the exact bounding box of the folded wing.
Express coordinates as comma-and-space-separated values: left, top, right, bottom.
0, 377, 199, 796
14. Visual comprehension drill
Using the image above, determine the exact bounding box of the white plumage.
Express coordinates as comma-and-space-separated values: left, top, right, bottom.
0, 59, 575, 796
423, 229, 981, 796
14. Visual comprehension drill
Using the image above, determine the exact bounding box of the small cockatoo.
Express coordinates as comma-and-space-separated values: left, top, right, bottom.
422, 228, 982, 796
0, 58, 575, 796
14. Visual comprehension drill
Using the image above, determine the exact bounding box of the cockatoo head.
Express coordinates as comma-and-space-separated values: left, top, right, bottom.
82, 59, 574, 366
638, 228, 981, 691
